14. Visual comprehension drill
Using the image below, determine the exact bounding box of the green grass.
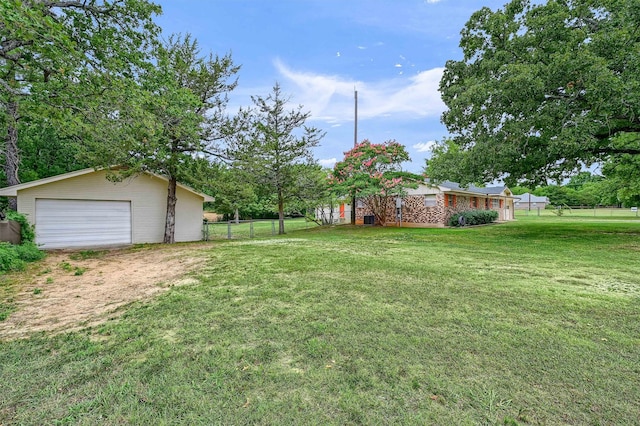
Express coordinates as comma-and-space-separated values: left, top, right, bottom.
1, 217, 639, 424
516, 207, 639, 219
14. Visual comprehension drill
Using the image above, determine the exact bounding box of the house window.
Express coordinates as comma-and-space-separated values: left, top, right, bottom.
356, 200, 364, 208
446, 194, 455, 207
491, 199, 500, 209
424, 195, 437, 207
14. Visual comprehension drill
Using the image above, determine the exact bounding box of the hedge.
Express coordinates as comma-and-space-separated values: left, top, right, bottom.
0, 211, 44, 273
448, 209, 499, 227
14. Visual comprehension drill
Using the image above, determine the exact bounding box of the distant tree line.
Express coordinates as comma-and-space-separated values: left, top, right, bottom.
510, 172, 639, 208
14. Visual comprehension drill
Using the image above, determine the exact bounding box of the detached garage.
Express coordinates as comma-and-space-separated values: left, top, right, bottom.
0, 168, 214, 249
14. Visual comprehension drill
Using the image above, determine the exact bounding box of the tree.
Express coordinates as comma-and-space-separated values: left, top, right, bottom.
428, 0, 640, 186
602, 154, 640, 207
227, 83, 324, 234
1, 0, 161, 208
331, 140, 420, 226
84, 35, 239, 243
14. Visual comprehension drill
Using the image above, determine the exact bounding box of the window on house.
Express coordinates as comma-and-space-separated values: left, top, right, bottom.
356, 200, 364, 208
424, 195, 437, 207
446, 194, 455, 207
491, 199, 500, 209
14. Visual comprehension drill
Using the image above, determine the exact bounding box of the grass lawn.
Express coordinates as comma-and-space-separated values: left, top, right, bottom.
1, 217, 639, 424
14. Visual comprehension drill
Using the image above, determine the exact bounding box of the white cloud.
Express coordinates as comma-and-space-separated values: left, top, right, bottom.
413, 140, 437, 152
318, 158, 337, 168
394, 64, 402, 68
273, 59, 446, 124
336, 51, 341, 57
357, 46, 366, 50
424, 0, 442, 3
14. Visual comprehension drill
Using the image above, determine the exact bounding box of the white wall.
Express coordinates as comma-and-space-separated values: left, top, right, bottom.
17, 170, 205, 244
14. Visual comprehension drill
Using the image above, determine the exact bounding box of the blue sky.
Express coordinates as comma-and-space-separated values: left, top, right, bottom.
155, 0, 508, 172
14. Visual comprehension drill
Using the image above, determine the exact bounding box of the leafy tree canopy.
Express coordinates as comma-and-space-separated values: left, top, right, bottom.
1, 0, 161, 191
81, 34, 239, 242
427, 0, 640, 187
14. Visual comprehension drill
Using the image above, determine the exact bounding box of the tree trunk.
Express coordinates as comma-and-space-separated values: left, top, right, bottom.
277, 187, 285, 234
234, 207, 239, 224
163, 176, 177, 243
4, 98, 20, 211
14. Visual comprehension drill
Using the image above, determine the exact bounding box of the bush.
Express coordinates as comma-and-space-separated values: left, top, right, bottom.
0, 243, 45, 273
5, 210, 36, 243
448, 209, 499, 227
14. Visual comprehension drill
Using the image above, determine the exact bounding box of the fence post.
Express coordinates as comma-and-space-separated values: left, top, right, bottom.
250, 220, 254, 238
271, 220, 276, 235
204, 222, 209, 241
227, 221, 232, 240
537, 207, 540, 216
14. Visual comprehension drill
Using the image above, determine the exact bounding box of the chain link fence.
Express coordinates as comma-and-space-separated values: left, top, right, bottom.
515, 207, 639, 218
203, 218, 319, 240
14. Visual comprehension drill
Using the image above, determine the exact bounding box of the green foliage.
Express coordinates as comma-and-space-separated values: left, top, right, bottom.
1, 0, 161, 187
602, 140, 640, 207
0, 243, 45, 273
81, 34, 239, 243
225, 83, 325, 234
448, 210, 498, 227
6, 210, 35, 243
331, 139, 421, 225
430, 0, 640, 186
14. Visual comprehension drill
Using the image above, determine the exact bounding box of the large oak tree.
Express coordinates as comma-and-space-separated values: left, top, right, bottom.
1, 0, 161, 208
427, 0, 640, 186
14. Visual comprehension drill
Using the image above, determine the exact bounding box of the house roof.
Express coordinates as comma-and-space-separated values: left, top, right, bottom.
0, 168, 215, 202
436, 180, 513, 198
514, 193, 549, 203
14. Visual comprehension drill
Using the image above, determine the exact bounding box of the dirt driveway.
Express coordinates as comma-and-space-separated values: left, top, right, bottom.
0, 244, 210, 340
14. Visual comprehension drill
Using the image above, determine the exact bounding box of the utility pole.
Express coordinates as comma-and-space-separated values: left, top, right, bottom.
351, 88, 358, 225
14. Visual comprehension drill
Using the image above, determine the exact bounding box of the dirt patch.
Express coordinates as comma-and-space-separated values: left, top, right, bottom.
0, 244, 211, 340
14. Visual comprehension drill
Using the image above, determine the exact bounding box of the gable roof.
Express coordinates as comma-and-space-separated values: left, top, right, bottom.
514, 193, 549, 203
439, 180, 507, 195
0, 168, 215, 202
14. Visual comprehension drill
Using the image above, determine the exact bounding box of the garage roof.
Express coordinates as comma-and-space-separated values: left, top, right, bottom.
0, 168, 214, 202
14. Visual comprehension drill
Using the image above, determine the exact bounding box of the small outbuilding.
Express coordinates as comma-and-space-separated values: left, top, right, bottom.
514, 193, 550, 210
0, 168, 214, 249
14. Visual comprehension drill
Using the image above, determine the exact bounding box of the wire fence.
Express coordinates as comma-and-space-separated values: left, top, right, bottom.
515, 207, 639, 218
202, 218, 320, 240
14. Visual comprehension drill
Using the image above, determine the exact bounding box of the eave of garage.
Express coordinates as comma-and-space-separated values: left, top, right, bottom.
0, 168, 214, 202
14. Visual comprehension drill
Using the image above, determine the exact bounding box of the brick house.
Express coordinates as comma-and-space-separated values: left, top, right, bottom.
355, 180, 516, 227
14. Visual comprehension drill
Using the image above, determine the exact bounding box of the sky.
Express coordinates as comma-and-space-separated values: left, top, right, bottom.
154, 0, 509, 172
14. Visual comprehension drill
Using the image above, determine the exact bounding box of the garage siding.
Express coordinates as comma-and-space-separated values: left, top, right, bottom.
16, 170, 205, 246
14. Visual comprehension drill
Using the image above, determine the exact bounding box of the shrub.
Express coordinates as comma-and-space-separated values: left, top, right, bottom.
0, 242, 45, 273
5, 210, 36, 243
448, 209, 499, 227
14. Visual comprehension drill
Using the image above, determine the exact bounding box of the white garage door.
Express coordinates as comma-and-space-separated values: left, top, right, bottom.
35, 199, 132, 249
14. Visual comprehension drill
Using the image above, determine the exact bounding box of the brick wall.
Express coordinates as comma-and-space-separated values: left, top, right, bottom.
356, 194, 504, 226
